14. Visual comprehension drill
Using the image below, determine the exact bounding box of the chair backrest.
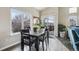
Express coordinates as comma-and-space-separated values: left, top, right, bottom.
21, 28, 30, 39
43, 27, 49, 39
45, 27, 49, 35
21, 28, 29, 34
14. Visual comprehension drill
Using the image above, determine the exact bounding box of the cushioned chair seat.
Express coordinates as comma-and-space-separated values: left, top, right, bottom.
24, 38, 35, 45
39, 36, 44, 41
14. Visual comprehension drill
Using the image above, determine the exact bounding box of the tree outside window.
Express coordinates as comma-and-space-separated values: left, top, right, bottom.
11, 8, 30, 33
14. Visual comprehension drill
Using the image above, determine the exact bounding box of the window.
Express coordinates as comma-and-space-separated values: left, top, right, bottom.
43, 16, 55, 26
68, 7, 77, 26
33, 17, 39, 25
69, 7, 77, 14
43, 16, 55, 35
11, 8, 30, 33
69, 16, 77, 26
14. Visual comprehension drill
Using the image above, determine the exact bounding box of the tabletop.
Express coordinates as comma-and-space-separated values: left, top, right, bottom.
24, 29, 45, 37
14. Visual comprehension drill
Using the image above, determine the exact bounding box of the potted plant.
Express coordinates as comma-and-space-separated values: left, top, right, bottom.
40, 24, 45, 29
58, 24, 67, 38
33, 24, 40, 32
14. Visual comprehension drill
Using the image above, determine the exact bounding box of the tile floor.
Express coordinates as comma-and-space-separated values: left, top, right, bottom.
57, 37, 74, 51
3, 37, 69, 51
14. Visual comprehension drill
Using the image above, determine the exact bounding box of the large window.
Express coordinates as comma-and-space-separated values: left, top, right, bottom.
69, 7, 77, 26
11, 8, 30, 33
69, 16, 77, 26
43, 16, 55, 26
43, 16, 55, 36
69, 7, 77, 14
33, 17, 39, 25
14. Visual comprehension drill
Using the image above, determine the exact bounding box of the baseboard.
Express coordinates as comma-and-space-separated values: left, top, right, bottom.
0, 41, 20, 51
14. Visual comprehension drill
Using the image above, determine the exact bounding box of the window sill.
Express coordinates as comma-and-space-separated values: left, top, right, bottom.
10, 32, 20, 36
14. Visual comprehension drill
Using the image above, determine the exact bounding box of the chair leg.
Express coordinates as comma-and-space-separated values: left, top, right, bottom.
21, 39, 24, 51
42, 42, 44, 51
21, 43, 24, 51
29, 45, 31, 51
45, 39, 47, 51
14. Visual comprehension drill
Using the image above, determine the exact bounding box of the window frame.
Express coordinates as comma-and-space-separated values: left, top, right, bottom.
68, 7, 78, 26
10, 8, 32, 36
69, 7, 77, 14
68, 15, 77, 26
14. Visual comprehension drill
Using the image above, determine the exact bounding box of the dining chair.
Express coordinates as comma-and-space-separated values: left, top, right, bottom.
21, 29, 35, 51
39, 28, 49, 51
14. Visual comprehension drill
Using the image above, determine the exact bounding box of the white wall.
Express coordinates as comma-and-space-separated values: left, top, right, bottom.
0, 7, 39, 50
41, 7, 58, 36
58, 7, 69, 27
77, 8, 79, 25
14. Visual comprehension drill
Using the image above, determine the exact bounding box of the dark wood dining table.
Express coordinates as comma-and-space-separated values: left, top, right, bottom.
24, 29, 45, 51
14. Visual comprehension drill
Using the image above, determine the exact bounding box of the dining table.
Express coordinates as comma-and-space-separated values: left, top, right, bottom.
24, 29, 47, 51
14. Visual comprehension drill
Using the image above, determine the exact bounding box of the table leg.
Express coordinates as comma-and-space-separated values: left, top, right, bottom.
21, 37, 24, 51
35, 37, 39, 51
47, 30, 49, 45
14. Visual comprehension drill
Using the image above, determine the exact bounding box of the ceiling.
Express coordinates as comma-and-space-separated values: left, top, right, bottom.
34, 7, 47, 11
